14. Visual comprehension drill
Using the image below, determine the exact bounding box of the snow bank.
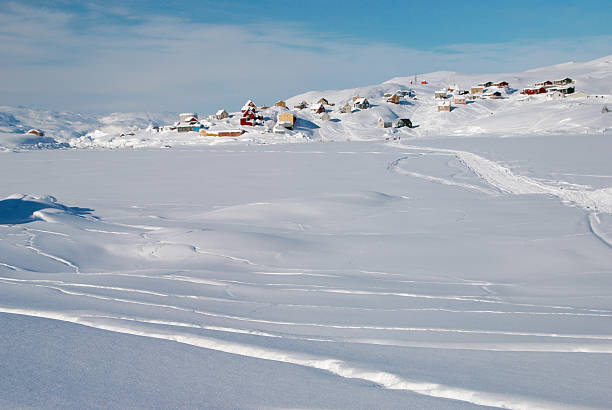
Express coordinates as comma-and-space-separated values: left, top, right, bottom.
0, 194, 93, 224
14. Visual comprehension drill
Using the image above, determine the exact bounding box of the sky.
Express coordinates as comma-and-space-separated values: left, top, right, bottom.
1, 0, 611, 114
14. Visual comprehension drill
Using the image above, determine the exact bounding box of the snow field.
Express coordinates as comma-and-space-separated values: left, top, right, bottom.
1, 140, 612, 408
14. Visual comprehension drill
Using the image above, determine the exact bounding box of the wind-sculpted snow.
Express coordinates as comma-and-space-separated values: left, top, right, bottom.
0, 194, 94, 225
1, 142, 612, 408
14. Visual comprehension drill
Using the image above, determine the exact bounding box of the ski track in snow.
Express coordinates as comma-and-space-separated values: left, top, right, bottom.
0, 307, 587, 410
587, 213, 612, 248
23, 230, 80, 273
3, 277, 611, 341
387, 156, 496, 194
392, 143, 612, 215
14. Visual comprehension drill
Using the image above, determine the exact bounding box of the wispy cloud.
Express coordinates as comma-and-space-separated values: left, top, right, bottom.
0, 3, 610, 114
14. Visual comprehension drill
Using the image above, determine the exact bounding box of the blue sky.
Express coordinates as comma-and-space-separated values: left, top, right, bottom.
1, 0, 611, 114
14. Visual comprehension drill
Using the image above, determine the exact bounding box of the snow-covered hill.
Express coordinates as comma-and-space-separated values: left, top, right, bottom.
1, 55, 611, 150
0, 107, 173, 150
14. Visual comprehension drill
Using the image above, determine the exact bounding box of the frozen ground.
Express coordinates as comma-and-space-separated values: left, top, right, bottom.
1, 134, 612, 408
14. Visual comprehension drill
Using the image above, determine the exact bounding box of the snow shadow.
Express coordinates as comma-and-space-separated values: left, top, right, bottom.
0, 195, 94, 224
295, 118, 320, 130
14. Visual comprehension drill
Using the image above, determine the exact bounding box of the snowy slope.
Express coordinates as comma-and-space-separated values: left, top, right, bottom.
1, 55, 611, 150
287, 54, 612, 139
0, 106, 173, 149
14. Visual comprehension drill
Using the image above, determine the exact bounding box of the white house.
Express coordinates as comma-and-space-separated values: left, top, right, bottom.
179, 113, 199, 125
353, 97, 370, 109
215, 109, 229, 120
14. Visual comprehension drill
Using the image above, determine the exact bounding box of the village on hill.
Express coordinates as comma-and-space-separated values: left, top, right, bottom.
103, 71, 602, 146
3, 56, 611, 150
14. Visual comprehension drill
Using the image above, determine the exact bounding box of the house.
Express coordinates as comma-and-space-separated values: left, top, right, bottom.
275, 100, 287, 108
215, 109, 229, 120
321, 113, 331, 121
317, 98, 330, 105
550, 86, 575, 95
353, 97, 370, 109
352, 95, 364, 102
522, 87, 547, 95
434, 90, 448, 99
377, 116, 392, 128
26, 129, 44, 136
294, 101, 308, 109
277, 112, 295, 129
396, 118, 412, 128
546, 91, 564, 100
177, 125, 200, 132
383, 93, 393, 98
535, 80, 553, 87
483, 91, 503, 99
387, 94, 401, 104
553, 78, 573, 86
179, 113, 199, 125
470, 86, 484, 94
201, 129, 244, 137
451, 95, 467, 104
421, 80, 428, 84
311, 103, 326, 114
478, 81, 493, 87
242, 109, 256, 120
240, 106, 262, 126
340, 103, 352, 113
241, 100, 256, 113
493, 81, 509, 87
438, 100, 451, 112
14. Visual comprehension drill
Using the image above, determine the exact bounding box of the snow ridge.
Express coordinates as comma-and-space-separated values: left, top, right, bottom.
0, 308, 571, 410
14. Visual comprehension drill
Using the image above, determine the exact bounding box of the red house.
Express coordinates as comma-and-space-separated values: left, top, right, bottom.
242, 109, 256, 120
494, 81, 509, 87
241, 100, 257, 113
522, 87, 547, 95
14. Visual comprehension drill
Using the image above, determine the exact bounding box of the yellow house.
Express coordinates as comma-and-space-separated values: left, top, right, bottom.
438, 100, 451, 112
277, 112, 295, 129
387, 94, 401, 104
